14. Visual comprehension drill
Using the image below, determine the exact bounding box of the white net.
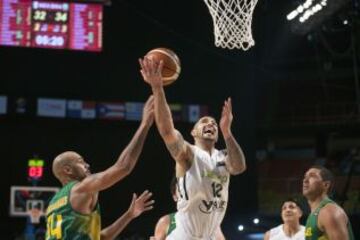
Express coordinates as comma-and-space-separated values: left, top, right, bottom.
203, 0, 259, 50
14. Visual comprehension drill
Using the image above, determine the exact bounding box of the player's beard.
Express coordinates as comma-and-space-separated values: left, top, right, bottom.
72, 167, 87, 181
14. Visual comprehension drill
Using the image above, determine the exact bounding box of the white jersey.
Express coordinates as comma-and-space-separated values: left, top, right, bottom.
269, 224, 305, 240
167, 145, 230, 240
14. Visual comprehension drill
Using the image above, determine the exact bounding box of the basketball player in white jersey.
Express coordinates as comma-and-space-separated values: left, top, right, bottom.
139, 57, 246, 240
264, 199, 305, 240
150, 176, 225, 240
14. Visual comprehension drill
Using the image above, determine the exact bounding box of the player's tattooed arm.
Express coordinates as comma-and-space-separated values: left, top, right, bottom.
224, 135, 246, 175
166, 130, 193, 170
219, 97, 246, 175
166, 131, 185, 158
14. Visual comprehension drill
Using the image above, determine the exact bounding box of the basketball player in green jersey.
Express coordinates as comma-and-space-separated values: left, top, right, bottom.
150, 177, 225, 240
46, 96, 155, 240
302, 166, 355, 240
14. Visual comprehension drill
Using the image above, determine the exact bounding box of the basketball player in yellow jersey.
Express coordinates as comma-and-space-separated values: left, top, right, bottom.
46, 96, 155, 240
140, 57, 246, 240
303, 166, 354, 240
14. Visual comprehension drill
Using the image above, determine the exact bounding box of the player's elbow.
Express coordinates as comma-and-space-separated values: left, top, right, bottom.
121, 162, 133, 176
159, 128, 172, 139
115, 160, 133, 177
231, 163, 246, 175
159, 130, 177, 143
100, 230, 111, 240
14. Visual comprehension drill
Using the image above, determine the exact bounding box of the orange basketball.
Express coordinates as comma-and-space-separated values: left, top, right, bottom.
145, 48, 181, 86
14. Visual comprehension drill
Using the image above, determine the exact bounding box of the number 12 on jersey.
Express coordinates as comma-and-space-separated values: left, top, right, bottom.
211, 182, 223, 198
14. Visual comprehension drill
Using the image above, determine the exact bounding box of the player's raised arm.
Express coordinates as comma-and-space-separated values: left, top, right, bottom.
74, 96, 154, 194
139, 57, 193, 170
220, 98, 246, 175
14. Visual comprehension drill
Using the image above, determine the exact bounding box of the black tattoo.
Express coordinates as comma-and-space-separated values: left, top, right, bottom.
224, 135, 246, 174
166, 132, 185, 158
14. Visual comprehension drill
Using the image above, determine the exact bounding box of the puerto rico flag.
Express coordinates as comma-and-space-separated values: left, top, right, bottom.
97, 102, 125, 120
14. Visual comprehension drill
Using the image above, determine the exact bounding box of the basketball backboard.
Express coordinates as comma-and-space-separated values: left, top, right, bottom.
10, 186, 59, 217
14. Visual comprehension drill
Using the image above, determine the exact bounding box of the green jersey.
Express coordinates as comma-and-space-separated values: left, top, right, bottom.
305, 198, 354, 240
46, 181, 101, 240
166, 212, 176, 236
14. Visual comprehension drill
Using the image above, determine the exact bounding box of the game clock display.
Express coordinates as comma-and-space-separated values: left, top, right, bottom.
0, 0, 103, 51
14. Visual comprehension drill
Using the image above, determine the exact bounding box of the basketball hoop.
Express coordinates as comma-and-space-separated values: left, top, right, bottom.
203, 0, 259, 50
28, 208, 41, 224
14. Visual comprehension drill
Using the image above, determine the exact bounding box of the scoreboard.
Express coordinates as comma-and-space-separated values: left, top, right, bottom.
0, 0, 103, 51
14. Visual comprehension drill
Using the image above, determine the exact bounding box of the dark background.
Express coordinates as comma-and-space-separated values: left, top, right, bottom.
1, 0, 359, 239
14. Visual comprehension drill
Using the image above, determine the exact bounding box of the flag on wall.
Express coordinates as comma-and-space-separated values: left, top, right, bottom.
97, 102, 125, 120
186, 105, 209, 123
37, 98, 66, 118
67, 100, 96, 119
188, 105, 201, 123
0, 96, 7, 114
15, 97, 27, 114
169, 103, 183, 122
125, 102, 144, 121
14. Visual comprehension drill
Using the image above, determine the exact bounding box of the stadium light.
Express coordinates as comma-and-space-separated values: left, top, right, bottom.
287, 0, 327, 22
286, 0, 351, 34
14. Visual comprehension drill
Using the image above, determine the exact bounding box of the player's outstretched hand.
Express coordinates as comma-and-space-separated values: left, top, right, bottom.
127, 190, 154, 219
219, 97, 233, 139
139, 57, 164, 88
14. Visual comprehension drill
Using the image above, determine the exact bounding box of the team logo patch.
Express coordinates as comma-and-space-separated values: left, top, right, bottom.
199, 199, 227, 214
305, 227, 312, 237
201, 170, 228, 184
